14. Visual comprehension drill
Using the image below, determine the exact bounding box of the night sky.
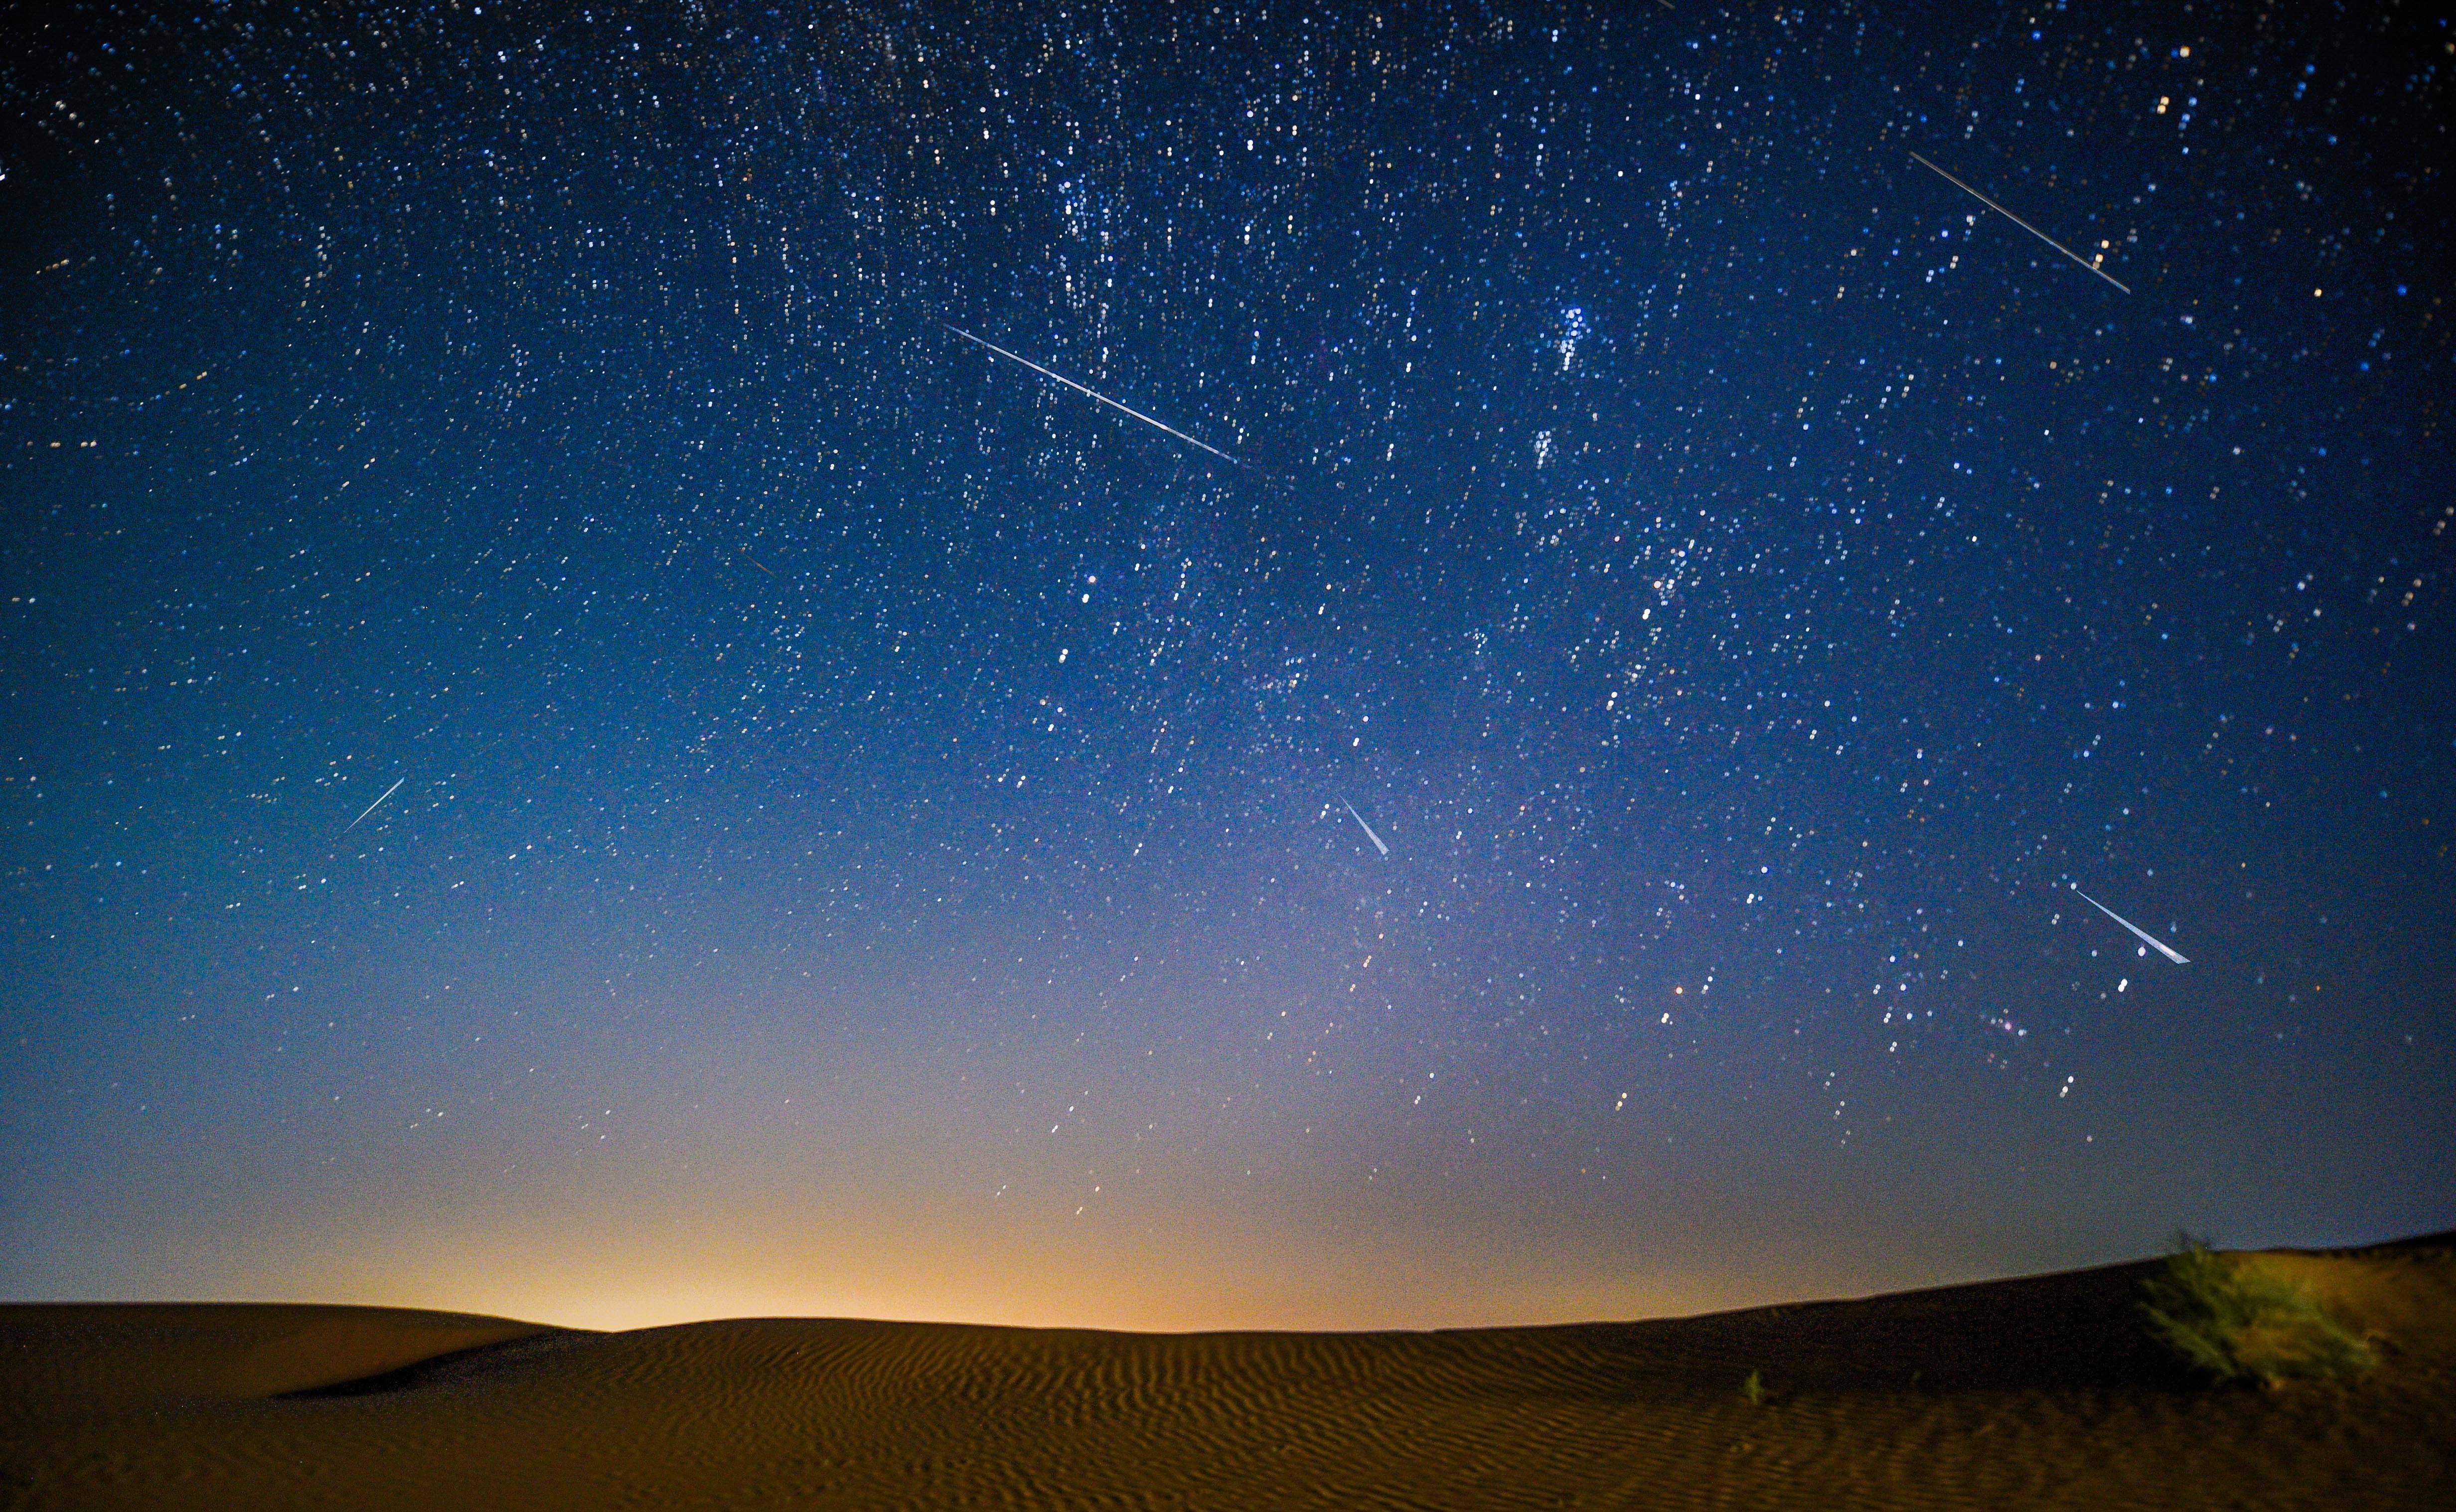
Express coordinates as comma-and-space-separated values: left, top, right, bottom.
3, 0, 2449, 1333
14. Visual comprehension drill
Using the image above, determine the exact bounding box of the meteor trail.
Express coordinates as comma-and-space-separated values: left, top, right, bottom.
2071, 884, 2190, 964
1343, 800, 1389, 857
343, 777, 406, 833
943, 324, 1244, 464
1907, 151, 2132, 294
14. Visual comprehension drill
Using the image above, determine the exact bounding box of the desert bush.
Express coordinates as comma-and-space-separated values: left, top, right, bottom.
2140, 1236, 2374, 1385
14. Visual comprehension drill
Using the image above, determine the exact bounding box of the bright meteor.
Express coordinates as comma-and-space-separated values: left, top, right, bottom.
1908, 151, 2132, 294
1343, 800, 1389, 857
342, 777, 406, 833
943, 324, 1243, 464
2071, 884, 2190, 965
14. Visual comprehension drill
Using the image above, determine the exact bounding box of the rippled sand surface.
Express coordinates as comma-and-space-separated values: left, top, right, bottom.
6, 1236, 2450, 1510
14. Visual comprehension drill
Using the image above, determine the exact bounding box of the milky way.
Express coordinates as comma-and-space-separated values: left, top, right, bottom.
1, 1, 2448, 1330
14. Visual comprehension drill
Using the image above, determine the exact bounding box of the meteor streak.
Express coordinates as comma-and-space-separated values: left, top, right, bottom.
943, 324, 1243, 464
343, 777, 406, 833
1343, 800, 1389, 857
2071, 884, 2189, 964
1908, 151, 2132, 294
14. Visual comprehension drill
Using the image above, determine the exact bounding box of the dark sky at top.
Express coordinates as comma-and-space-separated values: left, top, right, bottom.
2, 0, 2449, 1330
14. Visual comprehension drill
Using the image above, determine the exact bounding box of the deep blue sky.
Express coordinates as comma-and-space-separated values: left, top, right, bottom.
2, 0, 2448, 1330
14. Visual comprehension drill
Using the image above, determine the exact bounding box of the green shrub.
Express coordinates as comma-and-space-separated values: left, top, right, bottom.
1739, 1369, 1766, 1406
2140, 1236, 2374, 1385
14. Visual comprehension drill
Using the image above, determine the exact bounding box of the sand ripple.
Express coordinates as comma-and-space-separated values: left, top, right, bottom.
5, 1239, 2450, 1509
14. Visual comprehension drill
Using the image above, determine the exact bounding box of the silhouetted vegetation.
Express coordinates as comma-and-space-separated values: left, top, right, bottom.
2141, 1236, 2374, 1386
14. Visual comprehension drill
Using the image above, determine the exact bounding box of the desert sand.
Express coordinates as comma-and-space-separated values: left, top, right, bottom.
4, 1234, 2449, 1510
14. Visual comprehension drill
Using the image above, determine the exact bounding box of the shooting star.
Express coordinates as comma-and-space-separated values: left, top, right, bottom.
1343, 799, 1389, 857
943, 324, 1244, 465
2071, 884, 2190, 964
1907, 151, 2132, 294
342, 777, 406, 833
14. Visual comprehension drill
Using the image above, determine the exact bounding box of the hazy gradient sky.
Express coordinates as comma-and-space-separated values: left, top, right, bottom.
3, 0, 2449, 1333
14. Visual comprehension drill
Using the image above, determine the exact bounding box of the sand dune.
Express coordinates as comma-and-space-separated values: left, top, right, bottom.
5, 1235, 2450, 1510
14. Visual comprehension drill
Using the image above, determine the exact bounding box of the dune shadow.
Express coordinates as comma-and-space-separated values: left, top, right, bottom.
276, 1331, 583, 1400
1577, 1258, 2207, 1399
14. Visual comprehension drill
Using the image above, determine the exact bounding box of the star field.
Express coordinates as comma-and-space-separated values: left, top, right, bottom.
1, 0, 2449, 1329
